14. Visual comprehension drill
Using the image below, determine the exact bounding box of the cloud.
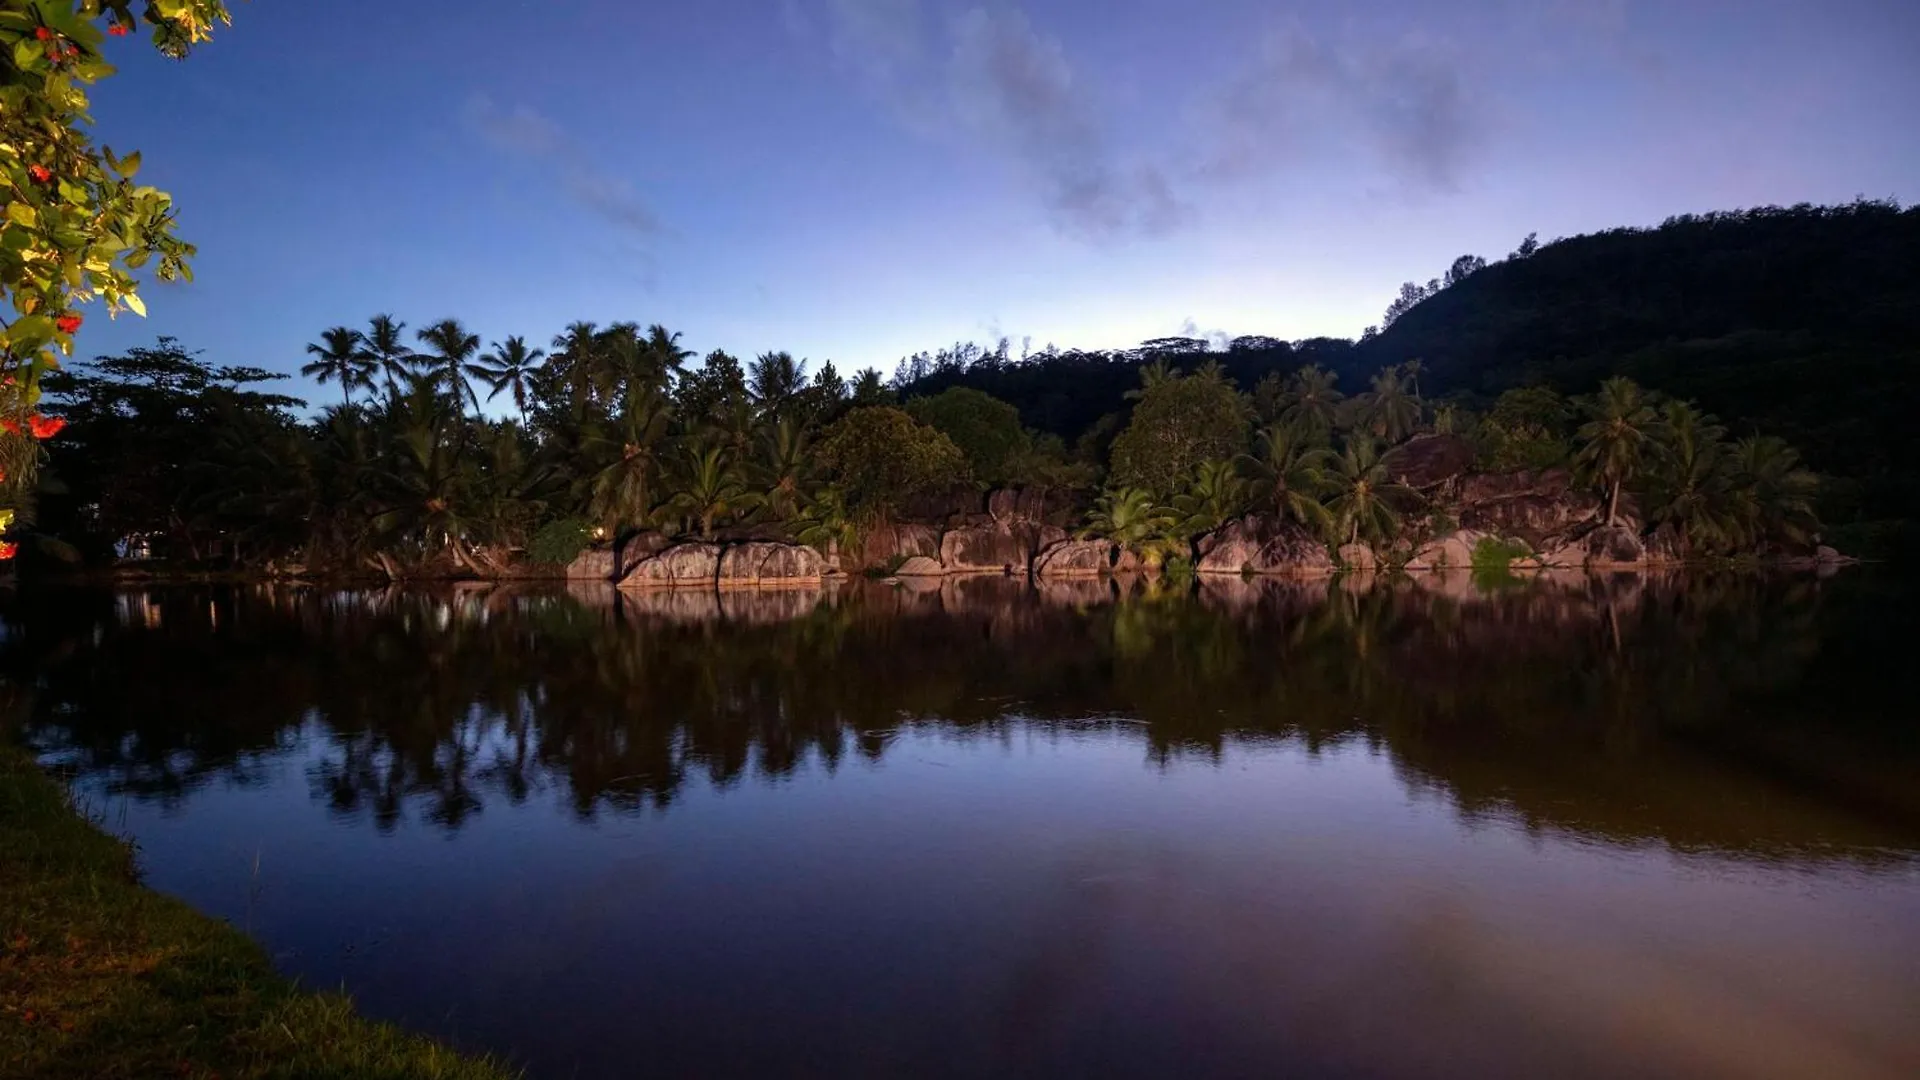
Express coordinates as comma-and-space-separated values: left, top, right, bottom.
465, 95, 662, 235
947, 7, 1185, 239
1204, 23, 1485, 191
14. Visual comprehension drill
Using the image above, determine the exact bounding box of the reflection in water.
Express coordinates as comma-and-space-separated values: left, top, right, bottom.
5, 572, 1920, 1079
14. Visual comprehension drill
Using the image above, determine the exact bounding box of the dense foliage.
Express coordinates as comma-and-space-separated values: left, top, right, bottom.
1, 0, 232, 542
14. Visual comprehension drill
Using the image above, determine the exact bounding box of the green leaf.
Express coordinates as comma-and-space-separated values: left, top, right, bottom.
117, 150, 141, 178
123, 291, 146, 317
5, 314, 55, 354
13, 38, 42, 69
4, 203, 35, 227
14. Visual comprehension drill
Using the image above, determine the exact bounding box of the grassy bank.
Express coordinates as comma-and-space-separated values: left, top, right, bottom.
0, 746, 518, 1080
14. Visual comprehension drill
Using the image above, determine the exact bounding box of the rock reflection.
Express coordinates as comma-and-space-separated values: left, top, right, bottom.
6, 571, 1916, 862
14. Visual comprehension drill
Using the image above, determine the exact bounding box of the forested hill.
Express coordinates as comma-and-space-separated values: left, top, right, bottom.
897, 201, 1920, 525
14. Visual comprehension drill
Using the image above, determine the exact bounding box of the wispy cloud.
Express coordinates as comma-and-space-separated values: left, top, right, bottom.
465, 95, 662, 235
947, 6, 1184, 239
1205, 23, 1486, 192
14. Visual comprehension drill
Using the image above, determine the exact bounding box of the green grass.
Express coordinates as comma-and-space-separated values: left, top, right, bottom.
0, 747, 519, 1080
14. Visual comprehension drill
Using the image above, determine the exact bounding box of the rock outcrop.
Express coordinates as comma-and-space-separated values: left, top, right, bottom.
1457, 469, 1605, 551
1383, 434, 1477, 491
1405, 530, 1483, 572
716, 542, 828, 588
1195, 516, 1334, 577
566, 547, 617, 581
1338, 543, 1379, 571
620, 543, 724, 588
859, 522, 941, 571
1580, 524, 1647, 570
939, 522, 1063, 574
1032, 538, 1117, 578
895, 556, 947, 577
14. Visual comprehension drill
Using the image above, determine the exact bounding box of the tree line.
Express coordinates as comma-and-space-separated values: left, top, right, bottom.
28, 309, 1819, 574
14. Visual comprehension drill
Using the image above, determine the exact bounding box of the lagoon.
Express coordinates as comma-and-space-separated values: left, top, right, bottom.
8, 572, 1919, 1079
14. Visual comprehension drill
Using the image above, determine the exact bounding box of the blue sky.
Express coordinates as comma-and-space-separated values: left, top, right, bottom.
80, 0, 1920, 403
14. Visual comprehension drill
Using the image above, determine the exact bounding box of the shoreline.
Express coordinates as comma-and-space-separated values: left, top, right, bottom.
0, 744, 518, 1080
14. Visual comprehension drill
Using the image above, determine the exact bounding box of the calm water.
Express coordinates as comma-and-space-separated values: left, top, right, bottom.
6, 572, 1920, 1079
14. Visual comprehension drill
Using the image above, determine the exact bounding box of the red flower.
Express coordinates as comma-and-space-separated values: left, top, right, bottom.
27, 414, 65, 439
108, 22, 130, 37
0, 543, 17, 562
0, 420, 17, 436
27, 164, 52, 184
34, 27, 51, 41
55, 313, 82, 335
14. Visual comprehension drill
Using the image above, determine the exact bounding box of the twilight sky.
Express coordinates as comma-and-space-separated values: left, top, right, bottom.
81, 0, 1920, 402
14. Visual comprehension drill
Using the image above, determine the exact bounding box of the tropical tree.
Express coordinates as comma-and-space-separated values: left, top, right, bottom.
1079, 487, 1178, 567
814, 406, 969, 521
1241, 426, 1333, 530
1574, 376, 1660, 526
416, 319, 483, 416
1108, 370, 1248, 499
2, 2, 236, 538
587, 382, 674, 534
302, 326, 374, 407
1124, 357, 1177, 401
363, 314, 416, 393
755, 418, 816, 522
1169, 460, 1250, 536
1645, 401, 1738, 557
665, 445, 760, 538
473, 336, 547, 416
1353, 365, 1423, 443
1729, 435, 1820, 548
1276, 365, 1345, 444
905, 386, 1030, 485
1322, 436, 1421, 545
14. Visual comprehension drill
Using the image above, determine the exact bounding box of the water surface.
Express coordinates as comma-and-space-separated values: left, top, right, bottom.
7, 572, 1919, 1079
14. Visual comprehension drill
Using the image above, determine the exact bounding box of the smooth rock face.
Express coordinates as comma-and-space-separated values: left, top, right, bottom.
1816, 545, 1846, 564
1405, 531, 1483, 572
1338, 543, 1379, 572
1195, 516, 1334, 577
894, 556, 947, 577
860, 522, 941, 570
1582, 525, 1646, 569
1033, 538, 1117, 578
617, 531, 670, 576
566, 547, 617, 581
621, 543, 724, 588
1457, 469, 1605, 550
940, 523, 1048, 574
716, 542, 828, 587
1382, 434, 1477, 490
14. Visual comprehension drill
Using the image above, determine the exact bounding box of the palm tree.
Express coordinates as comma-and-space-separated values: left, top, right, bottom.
1646, 401, 1737, 557
1080, 487, 1178, 566
1323, 436, 1421, 546
1574, 376, 1660, 526
416, 319, 483, 416
1124, 358, 1177, 401
587, 382, 674, 533
1729, 435, 1820, 548
644, 324, 694, 387
363, 315, 417, 395
473, 336, 547, 416
749, 351, 807, 420
755, 417, 815, 522
1354, 365, 1422, 443
1277, 365, 1344, 444
1170, 460, 1250, 536
666, 445, 760, 538
1241, 426, 1333, 531
302, 326, 374, 407
549, 321, 602, 408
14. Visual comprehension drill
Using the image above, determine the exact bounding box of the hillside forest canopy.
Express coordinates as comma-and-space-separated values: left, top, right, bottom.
17, 200, 1918, 574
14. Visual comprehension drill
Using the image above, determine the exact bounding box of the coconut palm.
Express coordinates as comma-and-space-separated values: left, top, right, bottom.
473, 336, 547, 416
1729, 435, 1820, 548
587, 382, 674, 533
1241, 425, 1333, 531
1353, 365, 1423, 444
1080, 487, 1179, 566
363, 314, 417, 394
1322, 436, 1421, 545
749, 351, 807, 420
666, 445, 761, 538
549, 321, 602, 408
755, 417, 816, 522
302, 326, 374, 407
1277, 365, 1345, 444
416, 319, 483, 416
1170, 460, 1250, 536
1574, 376, 1660, 526
1645, 401, 1739, 557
